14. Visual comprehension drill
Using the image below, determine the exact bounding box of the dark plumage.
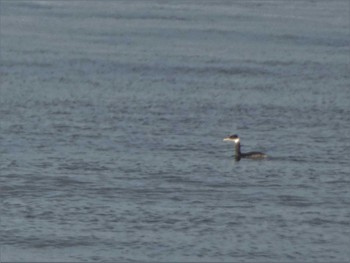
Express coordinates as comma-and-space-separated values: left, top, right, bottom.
223, 134, 267, 161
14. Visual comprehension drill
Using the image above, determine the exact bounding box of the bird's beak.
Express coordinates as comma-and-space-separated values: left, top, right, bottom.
223, 138, 230, 141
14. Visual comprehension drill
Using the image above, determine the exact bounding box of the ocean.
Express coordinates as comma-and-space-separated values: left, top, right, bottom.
1, 0, 349, 261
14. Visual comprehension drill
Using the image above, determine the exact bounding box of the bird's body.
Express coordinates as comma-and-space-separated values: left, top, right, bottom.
223, 134, 267, 160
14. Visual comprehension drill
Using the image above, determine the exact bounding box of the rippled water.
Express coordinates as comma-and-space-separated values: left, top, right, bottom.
1, 0, 350, 261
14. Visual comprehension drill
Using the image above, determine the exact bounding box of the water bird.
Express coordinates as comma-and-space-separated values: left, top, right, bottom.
223, 134, 267, 161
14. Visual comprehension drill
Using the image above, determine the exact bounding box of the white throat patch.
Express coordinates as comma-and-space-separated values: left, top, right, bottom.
233, 138, 240, 143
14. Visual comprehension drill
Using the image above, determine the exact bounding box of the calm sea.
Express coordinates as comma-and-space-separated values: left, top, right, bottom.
1, 0, 349, 262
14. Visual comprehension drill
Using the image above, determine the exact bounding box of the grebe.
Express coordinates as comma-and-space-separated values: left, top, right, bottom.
223, 134, 267, 160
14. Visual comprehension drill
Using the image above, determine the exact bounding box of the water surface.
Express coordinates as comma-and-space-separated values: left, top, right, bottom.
1, 0, 349, 262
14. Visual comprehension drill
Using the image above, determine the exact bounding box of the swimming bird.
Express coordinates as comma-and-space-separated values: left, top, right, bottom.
223, 134, 267, 161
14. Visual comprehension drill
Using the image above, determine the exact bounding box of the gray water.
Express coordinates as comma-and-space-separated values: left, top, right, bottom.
1, 0, 350, 262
